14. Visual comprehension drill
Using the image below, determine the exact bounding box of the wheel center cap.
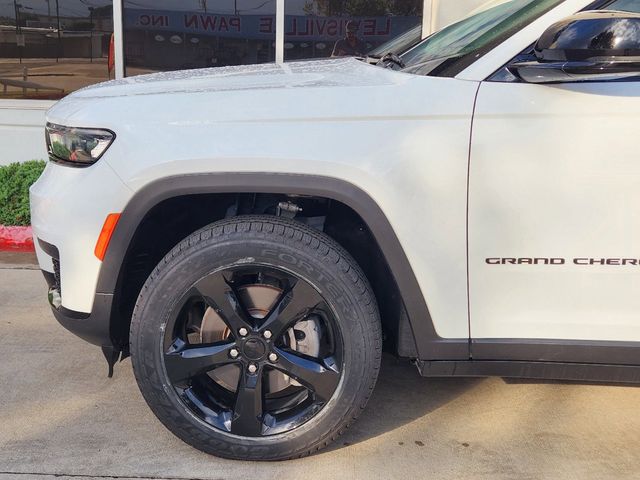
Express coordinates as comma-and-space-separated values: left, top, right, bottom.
242, 338, 266, 360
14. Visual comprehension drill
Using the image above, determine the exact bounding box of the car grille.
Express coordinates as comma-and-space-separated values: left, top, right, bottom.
52, 258, 61, 294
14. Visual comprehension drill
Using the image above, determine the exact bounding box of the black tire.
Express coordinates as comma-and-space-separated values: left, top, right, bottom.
130, 215, 381, 460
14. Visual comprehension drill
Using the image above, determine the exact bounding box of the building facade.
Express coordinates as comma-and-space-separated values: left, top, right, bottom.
1, 0, 486, 165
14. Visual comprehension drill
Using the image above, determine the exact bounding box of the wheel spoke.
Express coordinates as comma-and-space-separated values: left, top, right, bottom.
193, 272, 254, 335
260, 279, 321, 337
271, 348, 340, 402
164, 338, 237, 384
230, 367, 264, 436
165, 265, 345, 437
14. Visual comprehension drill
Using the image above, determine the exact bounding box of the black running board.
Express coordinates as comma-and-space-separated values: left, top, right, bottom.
416, 360, 640, 384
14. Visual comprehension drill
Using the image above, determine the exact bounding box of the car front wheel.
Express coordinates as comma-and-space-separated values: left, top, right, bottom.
130, 215, 381, 460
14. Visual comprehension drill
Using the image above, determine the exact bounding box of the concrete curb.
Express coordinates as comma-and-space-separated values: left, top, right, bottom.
0, 225, 35, 252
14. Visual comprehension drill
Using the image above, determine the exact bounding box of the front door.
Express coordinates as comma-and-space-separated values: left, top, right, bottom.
469, 79, 640, 355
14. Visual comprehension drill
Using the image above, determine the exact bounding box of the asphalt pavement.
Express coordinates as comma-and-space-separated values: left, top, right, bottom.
1, 265, 640, 480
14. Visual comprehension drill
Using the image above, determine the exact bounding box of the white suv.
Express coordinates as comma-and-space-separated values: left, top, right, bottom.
30, 0, 640, 460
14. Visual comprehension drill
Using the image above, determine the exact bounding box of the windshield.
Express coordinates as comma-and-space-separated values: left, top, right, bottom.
400, 0, 566, 77
367, 25, 423, 58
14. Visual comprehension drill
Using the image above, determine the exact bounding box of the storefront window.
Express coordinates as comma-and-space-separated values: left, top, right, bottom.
284, 0, 423, 61
0, 0, 113, 100
123, 1, 277, 76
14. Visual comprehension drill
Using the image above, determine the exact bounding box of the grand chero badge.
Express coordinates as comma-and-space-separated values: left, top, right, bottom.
486, 257, 640, 266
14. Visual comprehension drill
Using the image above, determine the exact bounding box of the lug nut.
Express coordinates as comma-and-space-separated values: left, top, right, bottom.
268, 353, 278, 362
263, 330, 272, 339
238, 327, 248, 337
247, 363, 258, 374
229, 348, 239, 359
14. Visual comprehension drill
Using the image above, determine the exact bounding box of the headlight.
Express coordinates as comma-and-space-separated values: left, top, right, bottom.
45, 123, 115, 167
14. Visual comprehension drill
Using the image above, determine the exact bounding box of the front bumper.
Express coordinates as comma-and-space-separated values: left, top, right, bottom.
50, 294, 114, 347
40, 242, 114, 347
30, 160, 132, 314
30, 155, 132, 357
43, 267, 123, 376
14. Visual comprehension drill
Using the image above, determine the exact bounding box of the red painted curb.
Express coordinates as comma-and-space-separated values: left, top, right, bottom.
0, 225, 35, 252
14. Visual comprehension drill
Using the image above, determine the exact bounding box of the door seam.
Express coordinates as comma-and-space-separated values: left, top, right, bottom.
466, 81, 482, 359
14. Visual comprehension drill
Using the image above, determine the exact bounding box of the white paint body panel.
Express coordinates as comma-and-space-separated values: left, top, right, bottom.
469, 81, 640, 341
34, 58, 478, 338
29, 0, 640, 346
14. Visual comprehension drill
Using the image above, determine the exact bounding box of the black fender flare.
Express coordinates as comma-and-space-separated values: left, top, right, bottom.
97, 172, 468, 360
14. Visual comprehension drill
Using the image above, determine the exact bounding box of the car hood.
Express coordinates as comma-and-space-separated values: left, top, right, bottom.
70, 58, 404, 99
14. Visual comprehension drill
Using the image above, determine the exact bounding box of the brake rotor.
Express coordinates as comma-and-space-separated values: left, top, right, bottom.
198, 283, 321, 393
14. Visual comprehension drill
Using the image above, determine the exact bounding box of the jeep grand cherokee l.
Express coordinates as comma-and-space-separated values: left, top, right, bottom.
30, 0, 640, 460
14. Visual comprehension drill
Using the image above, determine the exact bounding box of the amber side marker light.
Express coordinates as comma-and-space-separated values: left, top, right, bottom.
95, 213, 121, 261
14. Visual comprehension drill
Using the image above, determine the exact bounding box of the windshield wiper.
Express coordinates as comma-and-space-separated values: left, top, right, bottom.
376, 52, 406, 69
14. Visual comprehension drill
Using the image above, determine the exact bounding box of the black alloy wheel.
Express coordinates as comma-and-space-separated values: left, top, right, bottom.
130, 216, 381, 460
163, 264, 343, 437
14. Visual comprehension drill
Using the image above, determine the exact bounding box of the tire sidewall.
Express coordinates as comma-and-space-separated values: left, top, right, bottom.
131, 219, 379, 459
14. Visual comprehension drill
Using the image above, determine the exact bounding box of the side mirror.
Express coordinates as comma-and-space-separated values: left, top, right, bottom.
509, 11, 640, 84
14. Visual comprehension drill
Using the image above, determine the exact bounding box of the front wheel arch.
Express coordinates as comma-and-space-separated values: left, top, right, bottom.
100, 173, 443, 360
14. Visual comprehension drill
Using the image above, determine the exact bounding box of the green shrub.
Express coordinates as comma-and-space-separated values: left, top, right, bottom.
0, 160, 46, 226
50, 141, 70, 160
